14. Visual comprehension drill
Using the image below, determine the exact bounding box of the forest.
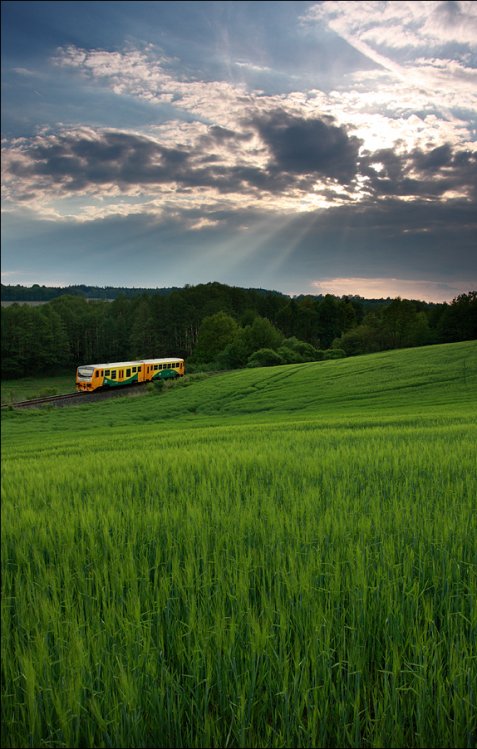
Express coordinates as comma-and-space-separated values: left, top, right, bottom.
1, 282, 476, 378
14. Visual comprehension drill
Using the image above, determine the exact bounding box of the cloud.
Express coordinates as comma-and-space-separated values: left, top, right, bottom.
303, 1, 477, 123
3, 193, 476, 293
3, 33, 476, 229
305, 1, 477, 51
53, 44, 254, 129
3, 118, 476, 226
50, 40, 476, 164
251, 110, 362, 183
359, 143, 477, 200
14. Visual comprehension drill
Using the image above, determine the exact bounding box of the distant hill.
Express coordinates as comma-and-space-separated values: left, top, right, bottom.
1, 284, 181, 302
1, 282, 425, 308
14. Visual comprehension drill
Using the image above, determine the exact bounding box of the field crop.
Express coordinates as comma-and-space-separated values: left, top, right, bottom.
2, 342, 476, 748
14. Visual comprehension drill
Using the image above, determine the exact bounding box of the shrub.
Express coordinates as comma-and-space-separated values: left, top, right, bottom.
246, 348, 285, 367
146, 380, 164, 394
281, 337, 321, 361
277, 346, 304, 364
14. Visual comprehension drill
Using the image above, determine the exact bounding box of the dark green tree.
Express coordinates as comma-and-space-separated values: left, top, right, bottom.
243, 316, 283, 353
129, 298, 161, 358
193, 312, 239, 363
437, 292, 477, 342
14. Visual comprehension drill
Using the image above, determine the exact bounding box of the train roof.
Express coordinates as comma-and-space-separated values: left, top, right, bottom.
142, 357, 184, 363
77, 357, 183, 369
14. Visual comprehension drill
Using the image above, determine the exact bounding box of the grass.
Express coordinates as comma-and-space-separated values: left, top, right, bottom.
1, 374, 74, 405
2, 341, 476, 748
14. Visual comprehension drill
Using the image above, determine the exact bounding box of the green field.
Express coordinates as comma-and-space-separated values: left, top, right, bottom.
2, 342, 476, 748
1, 374, 75, 405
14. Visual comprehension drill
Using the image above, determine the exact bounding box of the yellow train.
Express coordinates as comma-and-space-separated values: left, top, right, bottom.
76, 357, 185, 392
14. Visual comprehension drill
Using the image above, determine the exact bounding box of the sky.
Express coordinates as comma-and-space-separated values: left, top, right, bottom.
1, 0, 476, 302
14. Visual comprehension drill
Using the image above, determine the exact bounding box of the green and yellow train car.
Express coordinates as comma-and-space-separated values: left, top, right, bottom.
76, 358, 185, 392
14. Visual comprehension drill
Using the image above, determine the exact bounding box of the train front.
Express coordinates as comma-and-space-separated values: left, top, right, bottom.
76, 365, 95, 392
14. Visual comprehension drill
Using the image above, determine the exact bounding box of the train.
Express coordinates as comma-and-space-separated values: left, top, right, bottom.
76, 357, 185, 392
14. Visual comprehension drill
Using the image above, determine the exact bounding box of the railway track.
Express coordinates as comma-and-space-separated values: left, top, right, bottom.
2, 383, 149, 409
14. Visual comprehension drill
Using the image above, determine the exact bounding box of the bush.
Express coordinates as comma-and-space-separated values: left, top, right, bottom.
146, 380, 164, 394
324, 349, 346, 359
277, 345, 304, 364
246, 348, 284, 368
281, 337, 321, 361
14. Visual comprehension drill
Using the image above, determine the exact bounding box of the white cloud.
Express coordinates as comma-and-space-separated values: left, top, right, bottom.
303, 1, 477, 126
187, 217, 221, 231
51, 39, 476, 160
305, 1, 477, 50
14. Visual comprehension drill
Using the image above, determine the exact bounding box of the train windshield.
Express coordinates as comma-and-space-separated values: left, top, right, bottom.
78, 366, 95, 378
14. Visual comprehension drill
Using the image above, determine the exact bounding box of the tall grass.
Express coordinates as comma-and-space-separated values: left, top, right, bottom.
2, 343, 476, 747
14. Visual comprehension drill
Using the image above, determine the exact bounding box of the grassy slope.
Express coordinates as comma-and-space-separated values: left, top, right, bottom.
2, 342, 476, 451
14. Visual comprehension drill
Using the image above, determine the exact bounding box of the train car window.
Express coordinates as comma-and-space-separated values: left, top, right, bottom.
126, 368, 131, 377
105, 369, 110, 376
132, 367, 136, 373
120, 370, 124, 378
111, 371, 116, 379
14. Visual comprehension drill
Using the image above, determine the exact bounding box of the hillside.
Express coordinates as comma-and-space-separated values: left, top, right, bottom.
3, 342, 476, 446
154, 340, 477, 421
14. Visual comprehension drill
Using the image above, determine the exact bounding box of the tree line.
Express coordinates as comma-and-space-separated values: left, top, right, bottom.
1, 283, 180, 302
1, 282, 476, 378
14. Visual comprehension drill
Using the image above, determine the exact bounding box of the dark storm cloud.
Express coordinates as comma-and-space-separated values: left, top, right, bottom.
360, 144, 477, 200
6, 127, 300, 196
5, 124, 477, 206
5, 114, 365, 200
250, 110, 363, 183
8, 131, 191, 190
411, 144, 453, 171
